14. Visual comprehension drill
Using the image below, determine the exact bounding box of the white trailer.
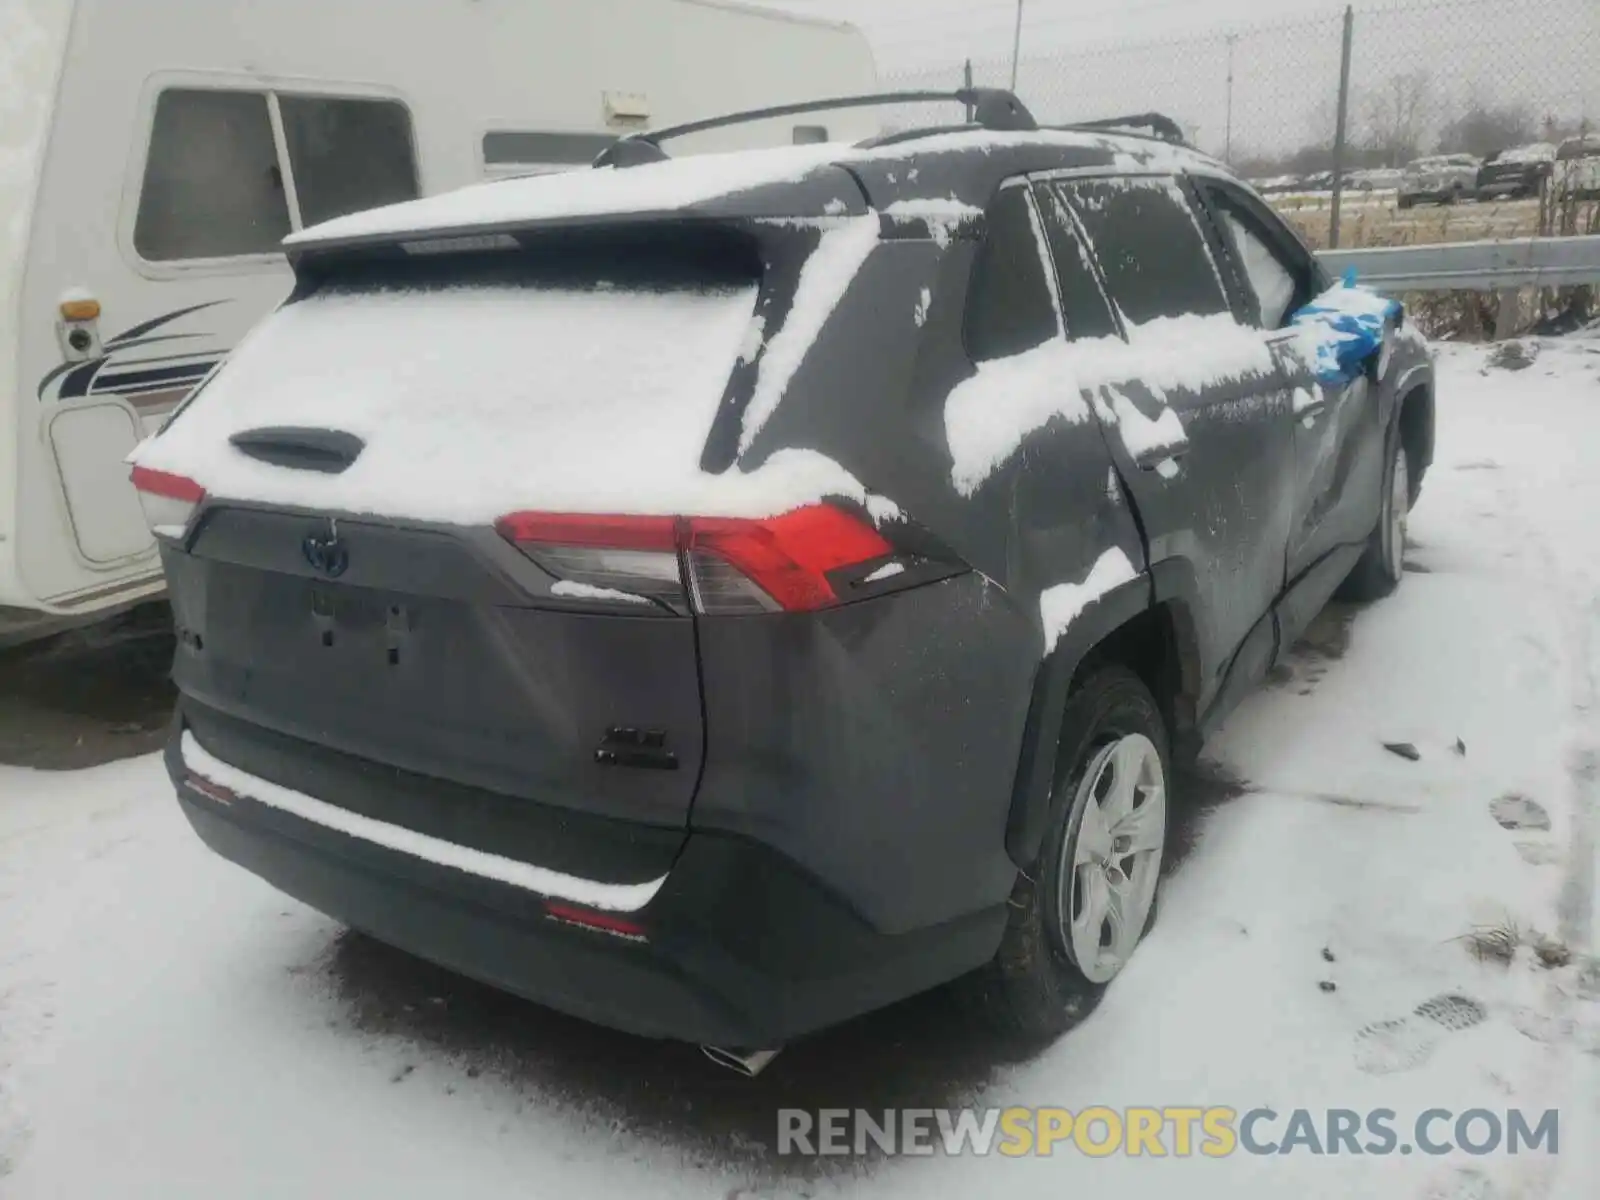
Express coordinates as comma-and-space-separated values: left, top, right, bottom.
0, 0, 876, 640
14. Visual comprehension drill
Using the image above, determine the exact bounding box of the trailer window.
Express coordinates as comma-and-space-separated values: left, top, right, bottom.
280, 97, 419, 227
134, 89, 291, 261
482, 131, 617, 174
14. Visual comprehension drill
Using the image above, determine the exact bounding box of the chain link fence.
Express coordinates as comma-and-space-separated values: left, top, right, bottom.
882, 0, 1600, 251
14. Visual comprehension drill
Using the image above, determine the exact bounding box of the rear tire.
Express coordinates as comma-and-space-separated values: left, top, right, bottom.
1341, 437, 1409, 601
967, 667, 1170, 1040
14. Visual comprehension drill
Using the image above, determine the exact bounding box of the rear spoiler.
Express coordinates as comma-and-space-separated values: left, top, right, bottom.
284, 166, 869, 268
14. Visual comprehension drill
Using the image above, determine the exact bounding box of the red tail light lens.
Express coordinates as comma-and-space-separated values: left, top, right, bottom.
495, 504, 893, 614
130, 466, 205, 535
544, 901, 648, 942
688, 506, 893, 612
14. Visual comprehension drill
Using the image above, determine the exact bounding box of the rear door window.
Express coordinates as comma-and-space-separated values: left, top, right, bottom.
134, 89, 292, 261
1222, 213, 1298, 329
1051, 177, 1229, 325
963, 186, 1060, 361
1031, 185, 1121, 342
279, 96, 419, 227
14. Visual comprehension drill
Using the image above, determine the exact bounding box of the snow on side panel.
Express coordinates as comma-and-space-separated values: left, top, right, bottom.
737, 215, 879, 453
944, 340, 1096, 497
883, 198, 982, 249
1120, 312, 1277, 391
1040, 547, 1140, 655
945, 313, 1272, 497
1108, 388, 1186, 462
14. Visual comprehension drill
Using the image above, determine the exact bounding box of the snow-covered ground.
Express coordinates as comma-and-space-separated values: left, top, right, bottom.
3, 336, 1599, 1198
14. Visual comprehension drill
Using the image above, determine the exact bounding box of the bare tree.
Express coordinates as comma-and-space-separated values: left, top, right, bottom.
1438, 100, 1535, 158
1361, 71, 1432, 166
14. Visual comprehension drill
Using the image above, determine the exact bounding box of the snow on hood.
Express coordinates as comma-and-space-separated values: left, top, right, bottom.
132, 282, 888, 526
285, 143, 852, 247
945, 313, 1276, 496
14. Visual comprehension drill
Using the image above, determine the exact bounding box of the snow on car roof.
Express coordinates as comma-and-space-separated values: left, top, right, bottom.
286, 127, 1218, 249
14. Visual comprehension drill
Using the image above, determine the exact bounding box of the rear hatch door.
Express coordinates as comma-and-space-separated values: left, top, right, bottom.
147, 223, 778, 830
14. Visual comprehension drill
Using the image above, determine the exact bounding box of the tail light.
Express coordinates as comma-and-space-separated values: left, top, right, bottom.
130, 466, 205, 535
544, 901, 647, 942
495, 503, 894, 614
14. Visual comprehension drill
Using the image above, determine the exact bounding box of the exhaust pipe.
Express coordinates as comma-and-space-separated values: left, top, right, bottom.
701, 1045, 782, 1078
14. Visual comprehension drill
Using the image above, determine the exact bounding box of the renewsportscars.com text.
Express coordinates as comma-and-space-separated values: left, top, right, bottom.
777, 1106, 1560, 1158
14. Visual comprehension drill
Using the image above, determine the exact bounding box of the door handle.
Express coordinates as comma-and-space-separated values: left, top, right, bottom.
1135, 442, 1189, 471
1293, 387, 1330, 424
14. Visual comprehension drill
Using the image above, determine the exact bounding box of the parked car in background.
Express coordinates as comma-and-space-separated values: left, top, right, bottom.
1251, 175, 1301, 195
1554, 134, 1600, 200
1476, 143, 1556, 199
1348, 167, 1402, 192
132, 90, 1435, 1072
1398, 154, 1480, 207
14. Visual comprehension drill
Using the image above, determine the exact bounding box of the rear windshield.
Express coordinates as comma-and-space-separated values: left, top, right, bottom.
143, 229, 767, 525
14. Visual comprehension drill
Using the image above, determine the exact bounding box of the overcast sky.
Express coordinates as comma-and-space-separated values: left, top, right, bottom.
746, 0, 1351, 71
746, 0, 1600, 160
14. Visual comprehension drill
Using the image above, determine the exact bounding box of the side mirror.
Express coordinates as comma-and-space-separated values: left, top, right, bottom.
1289, 286, 1402, 388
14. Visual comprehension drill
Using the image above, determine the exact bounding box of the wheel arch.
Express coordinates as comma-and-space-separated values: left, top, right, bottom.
1396, 377, 1435, 505
1004, 566, 1204, 868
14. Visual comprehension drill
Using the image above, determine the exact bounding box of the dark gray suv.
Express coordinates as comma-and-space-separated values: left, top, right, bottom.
132, 91, 1435, 1072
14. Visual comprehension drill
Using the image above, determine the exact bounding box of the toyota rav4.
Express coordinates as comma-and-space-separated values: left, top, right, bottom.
133, 90, 1435, 1073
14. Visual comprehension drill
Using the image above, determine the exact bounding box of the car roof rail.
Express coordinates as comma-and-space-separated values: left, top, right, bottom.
1051, 112, 1188, 145
592, 88, 1038, 169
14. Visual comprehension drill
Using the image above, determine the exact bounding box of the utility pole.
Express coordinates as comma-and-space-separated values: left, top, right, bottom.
1329, 5, 1355, 249
1224, 34, 1238, 164
1010, 0, 1025, 91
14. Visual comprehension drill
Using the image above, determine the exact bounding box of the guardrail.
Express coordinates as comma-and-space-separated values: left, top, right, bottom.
1317, 236, 1600, 292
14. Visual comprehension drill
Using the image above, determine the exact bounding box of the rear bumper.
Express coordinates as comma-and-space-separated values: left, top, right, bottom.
166, 727, 1005, 1047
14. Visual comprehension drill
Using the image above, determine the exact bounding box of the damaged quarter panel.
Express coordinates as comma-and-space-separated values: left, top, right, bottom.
694, 218, 1040, 934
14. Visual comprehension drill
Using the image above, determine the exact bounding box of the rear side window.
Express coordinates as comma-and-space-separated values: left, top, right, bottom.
1223, 214, 1298, 329
279, 97, 419, 227
964, 186, 1059, 361
1032, 186, 1121, 341
134, 89, 291, 261
1052, 177, 1229, 325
